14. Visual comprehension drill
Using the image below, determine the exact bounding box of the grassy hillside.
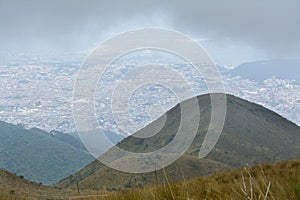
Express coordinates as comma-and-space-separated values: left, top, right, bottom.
56, 155, 230, 191
0, 121, 94, 185
56, 94, 300, 189
0, 169, 105, 200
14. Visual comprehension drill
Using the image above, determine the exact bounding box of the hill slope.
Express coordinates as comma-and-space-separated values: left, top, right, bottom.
56, 94, 300, 189
0, 169, 104, 200
0, 168, 68, 199
0, 121, 94, 185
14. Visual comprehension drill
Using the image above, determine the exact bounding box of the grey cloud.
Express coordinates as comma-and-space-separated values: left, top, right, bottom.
0, 0, 299, 57
0, 0, 161, 51
167, 0, 300, 56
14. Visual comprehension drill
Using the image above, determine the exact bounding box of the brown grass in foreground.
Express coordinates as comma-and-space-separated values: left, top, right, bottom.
1, 159, 299, 200
93, 159, 300, 200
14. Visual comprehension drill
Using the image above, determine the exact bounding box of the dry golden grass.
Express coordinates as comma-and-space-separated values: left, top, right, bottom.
89, 159, 300, 200
0, 169, 107, 200
1, 159, 299, 200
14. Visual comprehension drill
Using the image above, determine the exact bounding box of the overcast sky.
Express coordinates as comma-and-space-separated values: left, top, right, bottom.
0, 0, 299, 65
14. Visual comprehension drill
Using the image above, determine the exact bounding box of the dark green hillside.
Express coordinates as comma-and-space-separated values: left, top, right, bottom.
0, 121, 94, 185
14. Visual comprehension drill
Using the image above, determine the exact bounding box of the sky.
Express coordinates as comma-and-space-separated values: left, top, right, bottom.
0, 0, 300, 66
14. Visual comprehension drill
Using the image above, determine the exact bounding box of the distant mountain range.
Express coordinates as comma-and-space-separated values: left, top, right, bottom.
228, 59, 300, 83
56, 94, 300, 190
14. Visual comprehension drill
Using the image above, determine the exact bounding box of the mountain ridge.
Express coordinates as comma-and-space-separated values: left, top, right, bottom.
228, 59, 300, 83
56, 93, 300, 190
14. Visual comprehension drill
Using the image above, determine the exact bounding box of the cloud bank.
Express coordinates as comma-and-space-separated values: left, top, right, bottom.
0, 0, 299, 57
